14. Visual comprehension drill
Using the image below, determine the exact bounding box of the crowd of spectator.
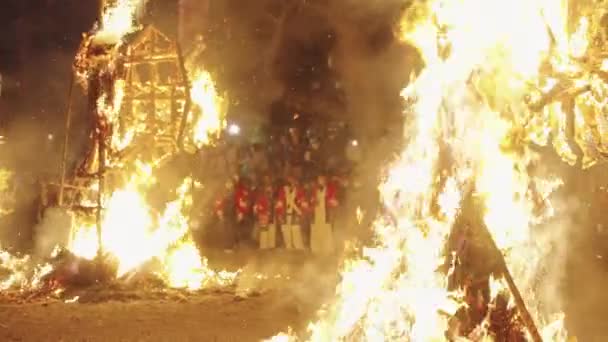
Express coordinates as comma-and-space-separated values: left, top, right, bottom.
193, 121, 366, 251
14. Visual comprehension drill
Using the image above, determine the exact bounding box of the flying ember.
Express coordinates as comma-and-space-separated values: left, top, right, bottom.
190, 70, 228, 147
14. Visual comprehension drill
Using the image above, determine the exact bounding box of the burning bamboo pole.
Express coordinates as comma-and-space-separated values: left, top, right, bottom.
96, 128, 106, 260
88, 65, 108, 260
95, 0, 109, 259
476, 218, 543, 342
497, 260, 543, 342
176, 41, 191, 150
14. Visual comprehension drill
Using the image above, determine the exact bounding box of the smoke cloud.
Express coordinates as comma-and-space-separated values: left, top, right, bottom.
181, 1, 424, 209
0, 1, 96, 253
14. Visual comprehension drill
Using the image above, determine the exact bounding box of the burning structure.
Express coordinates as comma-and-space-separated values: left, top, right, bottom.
43, 21, 192, 242
29, 0, 232, 291
266, 0, 606, 341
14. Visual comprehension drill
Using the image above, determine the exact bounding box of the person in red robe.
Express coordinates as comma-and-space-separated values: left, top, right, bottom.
312, 174, 339, 223
327, 178, 340, 210
208, 180, 235, 250
301, 179, 317, 243
234, 177, 252, 247
254, 180, 277, 249
299, 182, 312, 225
253, 183, 273, 228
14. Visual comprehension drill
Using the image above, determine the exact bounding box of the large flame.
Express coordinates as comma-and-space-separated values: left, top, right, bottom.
65, 67, 234, 290
190, 71, 227, 147
67, 54, 233, 290
95, 0, 142, 44
69, 175, 189, 275
68, 174, 235, 290
60, 0, 236, 290
267, 0, 595, 340
0, 1, 237, 293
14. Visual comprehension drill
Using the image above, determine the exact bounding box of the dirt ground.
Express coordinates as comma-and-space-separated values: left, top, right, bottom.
0, 249, 340, 342
1, 242, 607, 342
0, 293, 295, 342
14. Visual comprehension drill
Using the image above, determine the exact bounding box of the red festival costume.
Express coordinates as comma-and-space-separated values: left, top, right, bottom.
255, 186, 277, 249
234, 182, 251, 223
253, 189, 272, 227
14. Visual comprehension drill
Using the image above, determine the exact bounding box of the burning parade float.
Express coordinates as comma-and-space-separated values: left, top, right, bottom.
0, 0, 238, 299
1, 0, 608, 340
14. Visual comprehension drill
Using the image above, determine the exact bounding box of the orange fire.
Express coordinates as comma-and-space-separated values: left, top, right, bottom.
62, 1, 236, 290
189, 70, 227, 148
265, 0, 607, 340
0, 1, 237, 293
0, 0, 237, 292
0, 0, 604, 340
94, 0, 142, 44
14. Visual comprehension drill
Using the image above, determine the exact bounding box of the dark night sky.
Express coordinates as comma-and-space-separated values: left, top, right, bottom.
0, 1, 99, 172
0, 1, 178, 127
0, 0, 99, 126
0, 0, 179, 172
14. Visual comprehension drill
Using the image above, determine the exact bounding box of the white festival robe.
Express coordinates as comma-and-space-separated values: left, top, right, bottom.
310, 186, 334, 255
281, 186, 305, 250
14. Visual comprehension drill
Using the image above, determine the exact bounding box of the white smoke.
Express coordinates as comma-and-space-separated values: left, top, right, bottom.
34, 207, 73, 258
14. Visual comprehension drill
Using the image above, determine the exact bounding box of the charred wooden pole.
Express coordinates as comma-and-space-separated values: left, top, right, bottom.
495, 256, 543, 342
175, 0, 190, 149
91, 68, 107, 260
95, 2, 111, 259
176, 41, 192, 150
477, 219, 543, 341
58, 71, 76, 206
97, 135, 106, 259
